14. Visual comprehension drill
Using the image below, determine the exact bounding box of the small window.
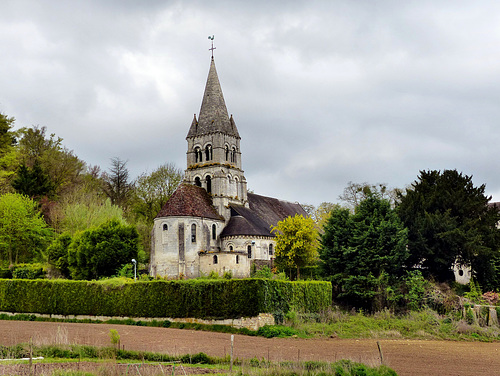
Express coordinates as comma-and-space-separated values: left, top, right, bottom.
191, 224, 196, 242
212, 224, 217, 240
247, 245, 252, 258
205, 145, 213, 161
206, 175, 212, 194
236, 255, 239, 264
194, 147, 202, 163
225, 145, 229, 161
269, 243, 273, 255
163, 224, 168, 231
229, 245, 233, 252
194, 177, 201, 187
213, 255, 218, 264
231, 147, 236, 163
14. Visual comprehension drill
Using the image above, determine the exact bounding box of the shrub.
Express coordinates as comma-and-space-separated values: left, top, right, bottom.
11, 263, 46, 279
0, 278, 332, 320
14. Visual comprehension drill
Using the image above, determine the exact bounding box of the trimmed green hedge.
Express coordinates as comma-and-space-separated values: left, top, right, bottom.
0, 278, 331, 320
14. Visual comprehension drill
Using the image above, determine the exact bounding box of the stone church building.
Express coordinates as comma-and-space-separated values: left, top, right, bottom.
149, 57, 306, 279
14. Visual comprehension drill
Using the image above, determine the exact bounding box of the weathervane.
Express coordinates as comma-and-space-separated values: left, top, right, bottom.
208, 35, 216, 58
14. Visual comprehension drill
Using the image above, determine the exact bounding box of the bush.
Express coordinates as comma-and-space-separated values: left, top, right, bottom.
0, 278, 332, 320
257, 325, 299, 338
11, 264, 46, 279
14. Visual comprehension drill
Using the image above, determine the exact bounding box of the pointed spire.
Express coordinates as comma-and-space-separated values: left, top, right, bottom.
187, 58, 240, 139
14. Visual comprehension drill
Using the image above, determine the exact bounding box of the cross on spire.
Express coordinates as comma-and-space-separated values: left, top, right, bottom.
208, 35, 216, 58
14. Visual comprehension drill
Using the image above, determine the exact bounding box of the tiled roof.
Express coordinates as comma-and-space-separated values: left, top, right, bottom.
220, 193, 307, 238
156, 183, 223, 220
187, 58, 240, 139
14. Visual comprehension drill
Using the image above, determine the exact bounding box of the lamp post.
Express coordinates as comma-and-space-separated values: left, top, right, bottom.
131, 259, 137, 281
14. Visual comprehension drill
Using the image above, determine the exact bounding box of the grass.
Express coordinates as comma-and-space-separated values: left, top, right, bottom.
0, 343, 396, 376
283, 308, 500, 341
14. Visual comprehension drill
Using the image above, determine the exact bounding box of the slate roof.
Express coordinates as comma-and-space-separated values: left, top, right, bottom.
187, 57, 240, 139
156, 183, 223, 220
220, 192, 308, 238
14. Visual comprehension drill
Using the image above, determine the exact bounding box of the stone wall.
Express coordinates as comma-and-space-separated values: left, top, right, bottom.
0, 312, 275, 331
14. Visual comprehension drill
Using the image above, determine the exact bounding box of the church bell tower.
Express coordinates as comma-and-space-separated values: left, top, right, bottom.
184, 56, 248, 220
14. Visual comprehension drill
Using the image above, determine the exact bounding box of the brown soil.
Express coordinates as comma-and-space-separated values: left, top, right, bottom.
1, 320, 500, 376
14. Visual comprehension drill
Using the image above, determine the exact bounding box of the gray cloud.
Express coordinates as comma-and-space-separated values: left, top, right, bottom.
2, 0, 500, 206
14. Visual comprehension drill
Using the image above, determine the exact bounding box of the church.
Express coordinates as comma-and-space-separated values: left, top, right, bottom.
149, 56, 307, 279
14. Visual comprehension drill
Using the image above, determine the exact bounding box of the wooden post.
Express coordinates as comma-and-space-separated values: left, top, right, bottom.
29, 338, 33, 376
230, 335, 234, 372
377, 341, 384, 365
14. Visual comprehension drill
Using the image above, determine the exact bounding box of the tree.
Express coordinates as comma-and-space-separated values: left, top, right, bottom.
271, 214, 318, 279
397, 169, 500, 287
339, 181, 400, 211
17, 126, 85, 196
0, 193, 53, 265
101, 157, 133, 209
319, 195, 408, 309
132, 162, 183, 222
12, 161, 55, 198
66, 219, 139, 280
303, 202, 340, 230
0, 113, 19, 193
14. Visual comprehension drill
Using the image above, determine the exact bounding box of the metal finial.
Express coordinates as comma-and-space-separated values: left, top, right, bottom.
208, 35, 216, 58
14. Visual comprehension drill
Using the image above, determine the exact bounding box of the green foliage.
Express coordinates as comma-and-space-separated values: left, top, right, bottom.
46, 233, 72, 277
252, 266, 274, 278
319, 195, 408, 310
397, 169, 500, 287
11, 263, 46, 279
108, 329, 120, 346
271, 214, 318, 279
58, 198, 125, 235
12, 161, 55, 198
17, 126, 85, 196
403, 270, 428, 311
0, 192, 53, 266
464, 278, 483, 304
131, 162, 183, 223
0, 113, 18, 193
256, 325, 299, 338
66, 219, 139, 280
0, 278, 332, 320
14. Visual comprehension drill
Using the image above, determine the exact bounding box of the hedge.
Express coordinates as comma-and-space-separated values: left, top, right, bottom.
0, 278, 331, 320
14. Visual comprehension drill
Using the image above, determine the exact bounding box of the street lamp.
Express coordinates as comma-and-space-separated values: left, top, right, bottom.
131, 259, 137, 281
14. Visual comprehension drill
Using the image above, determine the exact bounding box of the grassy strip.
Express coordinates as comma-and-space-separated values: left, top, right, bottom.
286, 308, 500, 342
0, 344, 396, 376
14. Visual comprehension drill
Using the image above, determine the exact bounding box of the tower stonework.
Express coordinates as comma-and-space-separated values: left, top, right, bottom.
151, 56, 307, 280
184, 57, 248, 221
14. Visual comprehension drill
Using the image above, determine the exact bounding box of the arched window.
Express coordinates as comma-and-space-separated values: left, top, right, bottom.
231, 147, 236, 163
212, 224, 217, 240
269, 243, 273, 255
206, 175, 212, 194
229, 245, 233, 252
194, 147, 202, 163
194, 177, 201, 187
247, 245, 252, 258
213, 255, 218, 264
236, 255, 239, 264
205, 144, 212, 161
191, 224, 196, 243
225, 145, 229, 161
163, 224, 168, 231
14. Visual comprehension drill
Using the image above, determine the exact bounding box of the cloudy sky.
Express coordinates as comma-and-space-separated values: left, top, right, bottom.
2, 1, 500, 206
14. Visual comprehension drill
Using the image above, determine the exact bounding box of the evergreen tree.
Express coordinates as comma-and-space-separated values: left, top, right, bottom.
397, 169, 500, 287
319, 195, 408, 309
12, 161, 55, 198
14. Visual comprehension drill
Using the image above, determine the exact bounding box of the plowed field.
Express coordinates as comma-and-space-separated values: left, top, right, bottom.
1, 321, 499, 376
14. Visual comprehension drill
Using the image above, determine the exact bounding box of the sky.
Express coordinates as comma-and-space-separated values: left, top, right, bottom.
2, 0, 500, 207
